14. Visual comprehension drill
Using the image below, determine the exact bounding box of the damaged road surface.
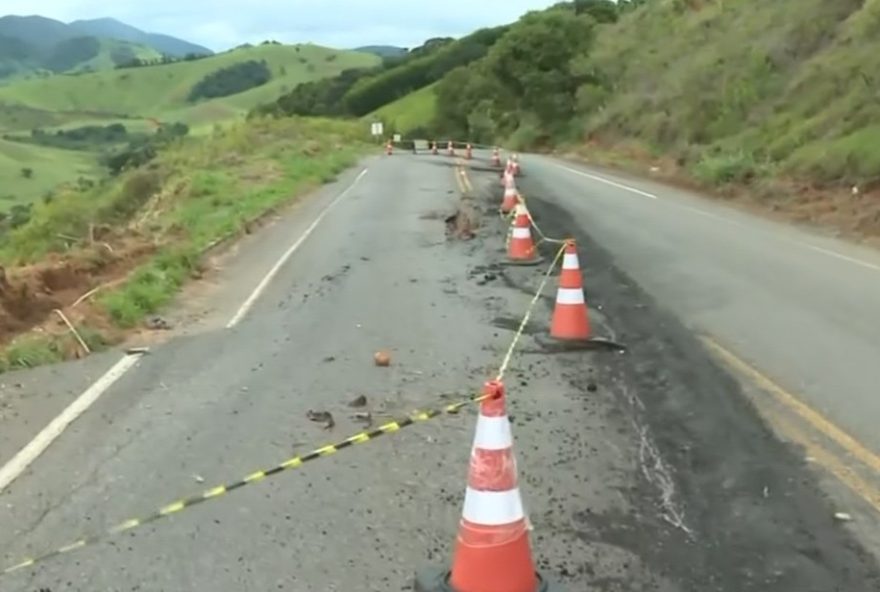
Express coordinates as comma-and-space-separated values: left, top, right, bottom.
0, 152, 877, 591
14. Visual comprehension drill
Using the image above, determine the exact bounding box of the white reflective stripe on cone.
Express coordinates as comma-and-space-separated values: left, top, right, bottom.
556, 287, 585, 305
511, 227, 532, 239
462, 487, 525, 525
563, 253, 580, 269
472, 415, 513, 450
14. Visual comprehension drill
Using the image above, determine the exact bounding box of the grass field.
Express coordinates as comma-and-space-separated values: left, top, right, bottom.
0, 138, 99, 204
0, 44, 380, 128
584, 0, 880, 185
367, 82, 438, 134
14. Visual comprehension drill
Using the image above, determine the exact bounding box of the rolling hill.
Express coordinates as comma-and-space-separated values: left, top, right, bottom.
0, 44, 380, 130
69, 18, 212, 57
0, 14, 212, 80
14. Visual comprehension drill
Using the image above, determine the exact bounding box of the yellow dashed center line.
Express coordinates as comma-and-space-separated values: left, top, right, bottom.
701, 335, 880, 513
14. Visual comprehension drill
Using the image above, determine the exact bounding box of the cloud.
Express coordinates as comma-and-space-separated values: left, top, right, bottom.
14, 0, 561, 50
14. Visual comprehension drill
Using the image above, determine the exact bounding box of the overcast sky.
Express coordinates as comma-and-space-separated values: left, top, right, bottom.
11, 1, 562, 51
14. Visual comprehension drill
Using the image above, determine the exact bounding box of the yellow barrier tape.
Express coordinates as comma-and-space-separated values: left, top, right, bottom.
495, 242, 568, 382
1, 392, 490, 578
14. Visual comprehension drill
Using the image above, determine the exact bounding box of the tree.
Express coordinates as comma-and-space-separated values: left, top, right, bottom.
20, 167, 33, 179
573, 0, 620, 23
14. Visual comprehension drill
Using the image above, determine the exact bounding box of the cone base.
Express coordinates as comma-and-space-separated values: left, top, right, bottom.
503, 255, 544, 267
414, 567, 562, 592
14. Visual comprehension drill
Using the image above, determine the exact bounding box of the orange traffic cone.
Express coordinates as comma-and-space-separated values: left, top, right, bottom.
386, 140, 393, 155
465, 143, 473, 160
512, 153, 521, 176
501, 183, 519, 213
506, 203, 541, 265
414, 381, 560, 592
448, 141, 455, 156
491, 147, 501, 167
550, 240, 591, 341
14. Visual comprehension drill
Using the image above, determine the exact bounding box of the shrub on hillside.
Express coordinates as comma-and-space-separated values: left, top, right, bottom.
187, 60, 272, 101
102, 122, 189, 175
21, 124, 134, 151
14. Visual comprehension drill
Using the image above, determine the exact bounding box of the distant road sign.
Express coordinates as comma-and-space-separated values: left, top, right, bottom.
393, 133, 401, 142
370, 122, 384, 136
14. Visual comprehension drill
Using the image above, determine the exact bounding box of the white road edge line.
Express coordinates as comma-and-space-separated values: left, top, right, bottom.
226, 167, 369, 328
555, 163, 658, 199
0, 353, 143, 493
799, 242, 880, 272
0, 166, 370, 494
554, 161, 880, 273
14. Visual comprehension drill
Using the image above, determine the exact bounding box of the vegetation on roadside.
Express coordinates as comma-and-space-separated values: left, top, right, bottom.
0, 116, 368, 370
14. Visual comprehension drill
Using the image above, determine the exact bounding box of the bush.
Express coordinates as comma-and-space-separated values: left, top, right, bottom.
188, 60, 272, 101
692, 151, 767, 185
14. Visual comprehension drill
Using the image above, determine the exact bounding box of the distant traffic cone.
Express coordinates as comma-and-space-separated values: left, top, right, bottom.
432, 141, 439, 155
448, 141, 455, 156
506, 203, 541, 265
386, 140, 393, 156
465, 143, 473, 160
414, 381, 561, 592
550, 240, 591, 341
512, 153, 521, 176
491, 147, 501, 167
501, 183, 519, 213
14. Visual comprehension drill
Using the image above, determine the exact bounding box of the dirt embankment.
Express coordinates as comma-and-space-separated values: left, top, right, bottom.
561, 139, 880, 250
0, 237, 156, 354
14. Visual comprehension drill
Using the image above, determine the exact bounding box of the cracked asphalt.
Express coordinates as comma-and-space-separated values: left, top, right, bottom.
0, 151, 877, 591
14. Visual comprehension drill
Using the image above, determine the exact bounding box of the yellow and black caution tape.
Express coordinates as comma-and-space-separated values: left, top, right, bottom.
1, 391, 493, 578
495, 241, 567, 381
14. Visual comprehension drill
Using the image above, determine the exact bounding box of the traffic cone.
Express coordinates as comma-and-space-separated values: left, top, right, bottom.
501, 183, 519, 213
550, 240, 591, 341
512, 153, 521, 176
386, 140, 393, 156
414, 381, 560, 592
448, 141, 455, 156
491, 147, 501, 167
465, 143, 473, 160
506, 203, 541, 265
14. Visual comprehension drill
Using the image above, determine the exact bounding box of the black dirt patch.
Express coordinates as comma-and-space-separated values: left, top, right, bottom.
490, 316, 542, 335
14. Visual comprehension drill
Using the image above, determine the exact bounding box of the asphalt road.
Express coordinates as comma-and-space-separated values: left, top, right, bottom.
0, 151, 878, 591
519, 155, 880, 455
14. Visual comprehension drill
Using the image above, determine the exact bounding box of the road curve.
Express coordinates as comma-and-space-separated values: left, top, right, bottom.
0, 151, 877, 591
521, 155, 880, 455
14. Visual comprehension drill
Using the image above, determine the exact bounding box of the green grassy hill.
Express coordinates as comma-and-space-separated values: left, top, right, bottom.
260, 26, 507, 121
0, 44, 379, 129
367, 82, 438, 134
583, 0, 880, 186
0, 138, 99, 204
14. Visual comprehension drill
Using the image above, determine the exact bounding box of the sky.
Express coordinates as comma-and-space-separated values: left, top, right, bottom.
9, 0, 563, 51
